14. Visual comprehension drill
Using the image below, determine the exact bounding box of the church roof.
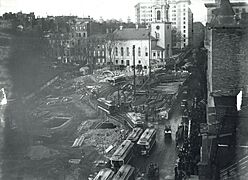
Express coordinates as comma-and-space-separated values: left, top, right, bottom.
113, 28, 155, 41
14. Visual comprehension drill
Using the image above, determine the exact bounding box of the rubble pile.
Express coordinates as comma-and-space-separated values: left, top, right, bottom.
76, 119, 100, 134
83, 128, 123, 155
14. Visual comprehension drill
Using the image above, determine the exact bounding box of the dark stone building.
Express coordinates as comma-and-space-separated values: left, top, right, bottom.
199, 0, 248, 179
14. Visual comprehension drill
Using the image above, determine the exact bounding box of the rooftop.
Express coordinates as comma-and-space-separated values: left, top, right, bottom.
113, 28, 153, 41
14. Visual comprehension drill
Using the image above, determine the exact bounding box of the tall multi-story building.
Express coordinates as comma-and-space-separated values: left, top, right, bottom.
135, 0, 193, 48
135, 0, 169, 24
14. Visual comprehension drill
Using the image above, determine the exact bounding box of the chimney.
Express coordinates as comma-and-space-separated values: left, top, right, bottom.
135, 24, 138, 29
120, 25, 123, 30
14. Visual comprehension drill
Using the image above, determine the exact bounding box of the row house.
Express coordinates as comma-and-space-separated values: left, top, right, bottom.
87, 34, 107, 69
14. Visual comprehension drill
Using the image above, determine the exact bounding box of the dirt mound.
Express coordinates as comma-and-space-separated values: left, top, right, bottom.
83, 128, 124, 155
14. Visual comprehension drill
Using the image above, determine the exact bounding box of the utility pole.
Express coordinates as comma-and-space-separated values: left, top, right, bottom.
133, 45, 136, 97
148, 31, 151, 77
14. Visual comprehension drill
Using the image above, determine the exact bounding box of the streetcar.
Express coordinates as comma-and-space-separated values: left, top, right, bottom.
126, 127, 144, 144
93, 168, 115, 180
110, 140, 134, 171
112, 165, 135, 180
137, 128, 157, 156
97, 98, 116, 115
126, 112, 145, 129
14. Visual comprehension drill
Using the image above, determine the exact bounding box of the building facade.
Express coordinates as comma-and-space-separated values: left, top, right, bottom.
199, 0, 248, 179
135, 0, 193, 48
107, 22, 172, 72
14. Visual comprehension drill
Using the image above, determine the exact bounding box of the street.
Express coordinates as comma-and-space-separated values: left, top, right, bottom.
131, 123, 177, 180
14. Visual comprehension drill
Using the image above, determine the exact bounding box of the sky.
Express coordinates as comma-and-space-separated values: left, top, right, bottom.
0, 0, 207, 23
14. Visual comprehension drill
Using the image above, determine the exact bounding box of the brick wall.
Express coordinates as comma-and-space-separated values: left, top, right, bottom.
238, 29, 248, 87
212, 28, 242, 95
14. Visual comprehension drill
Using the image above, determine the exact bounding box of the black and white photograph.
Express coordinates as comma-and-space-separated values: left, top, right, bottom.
0, 0, 247, 179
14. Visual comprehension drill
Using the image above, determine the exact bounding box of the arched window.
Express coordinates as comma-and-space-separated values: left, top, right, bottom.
115, 47, 118, 56
138, 47, 141, 56
157, 10, 161, 21
121, 47, 124, 56
126, 47, 130, 56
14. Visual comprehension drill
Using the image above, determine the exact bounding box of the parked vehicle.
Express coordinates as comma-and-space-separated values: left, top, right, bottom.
126, 112, 145, 129
97, 98, 116, 115
112, 165, 135, 180
126, 127, 144, 144
110, 140, 134, 171
137, 128, 157, 156
93, 168, 115, 180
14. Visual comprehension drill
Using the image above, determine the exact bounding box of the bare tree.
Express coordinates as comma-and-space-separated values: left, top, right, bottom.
105, 32, 120, 70
172, 27, 184, 48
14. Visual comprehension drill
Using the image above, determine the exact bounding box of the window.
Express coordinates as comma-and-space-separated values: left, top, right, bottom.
93, 51, 96, 56
184, 39, 186, 42
235, 9, 239, 13
183, 21, 186, 24
121, 47, 124, 56
121, 60, 124, 64
242, 8, 246, 13
144, 66, 147, 69
183, 30, 186, 33
144, 47, 148, 57
116, 60, 118, 64
138, 60, 141, 64
98, 51, 101, 56
156, 32, 160, 39
183, 17, 186, 20
115, 47, 118, 56
183, 26, 186, 29
153, 52, 156, 57
109, 48, 112, 56
102, 51, 105, 56
126, 60, 130, 66
127, 47, 130, 56
157, 52, 160, 57
157, 10, 161, 20
138, 47, 141, 56
183, 34, 186, 38
83, 33, 86, 37
184, 43, 186, 47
